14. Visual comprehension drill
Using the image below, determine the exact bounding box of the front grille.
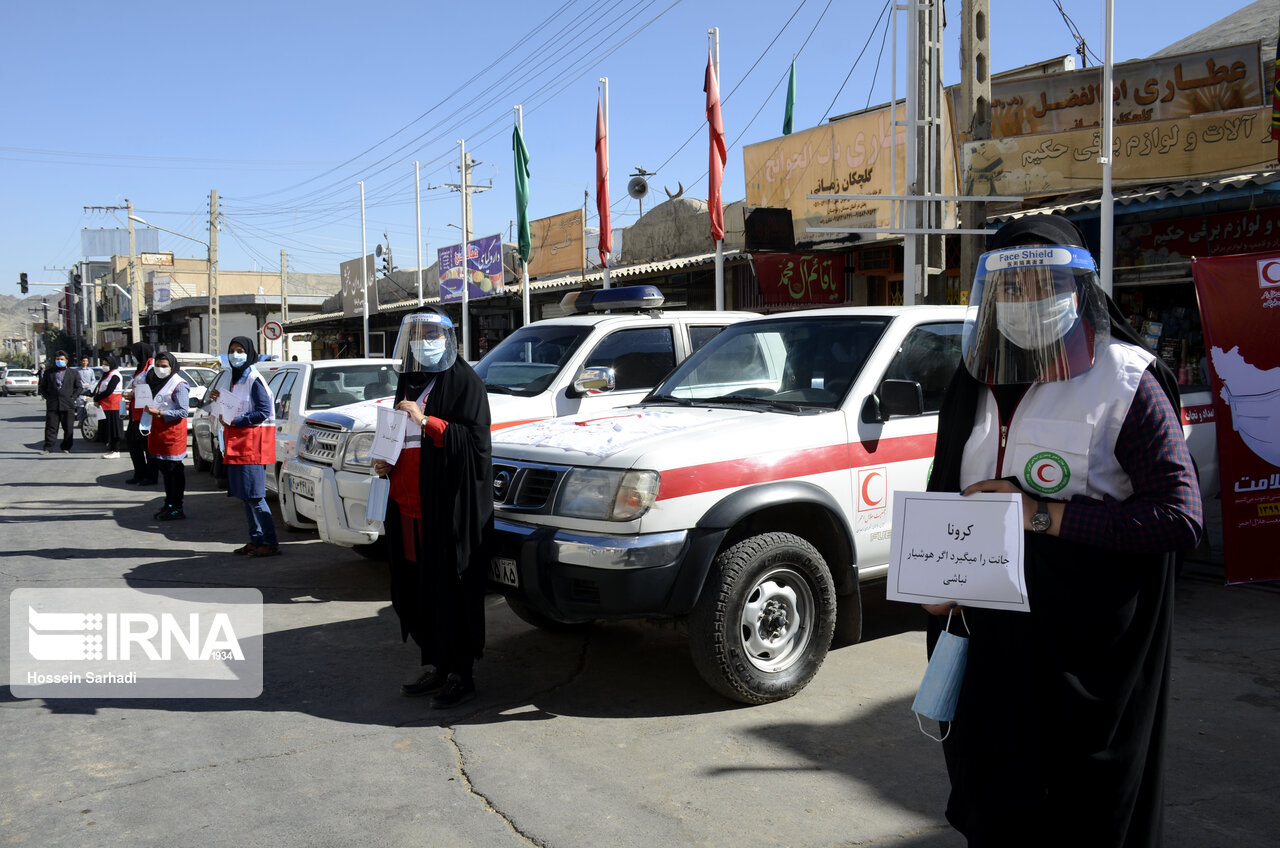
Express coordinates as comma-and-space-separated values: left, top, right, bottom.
491, 460, 568, 512
299, 422, 344, 464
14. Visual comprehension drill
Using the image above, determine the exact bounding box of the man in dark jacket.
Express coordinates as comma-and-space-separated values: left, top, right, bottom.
38, 350, 81, 453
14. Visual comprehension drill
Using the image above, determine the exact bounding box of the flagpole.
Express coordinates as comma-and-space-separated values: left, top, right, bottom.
360, 181, 369, 357
1099, 0, 1115, 295
516, 105, 531, 327
600, 77, 612, 289
709, 28, 725, 311
414, 161, 424, 307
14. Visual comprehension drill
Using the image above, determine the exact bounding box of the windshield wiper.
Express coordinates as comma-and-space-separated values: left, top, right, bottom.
706, 394, 803, 412
643, 393, 693, 406
484, 383, 516, 395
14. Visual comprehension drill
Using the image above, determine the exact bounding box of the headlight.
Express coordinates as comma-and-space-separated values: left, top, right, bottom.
555, 468, 659, 521
341, 432, 376, 472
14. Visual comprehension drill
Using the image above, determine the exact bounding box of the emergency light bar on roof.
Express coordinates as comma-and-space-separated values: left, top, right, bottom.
560, 284, 664, 315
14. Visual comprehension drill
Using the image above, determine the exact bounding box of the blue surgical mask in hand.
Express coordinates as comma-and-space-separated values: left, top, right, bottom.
228, 352, 247, 368
913, 608, 969, 741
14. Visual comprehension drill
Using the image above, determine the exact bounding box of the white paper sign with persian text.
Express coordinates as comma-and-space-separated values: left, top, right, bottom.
887, 491, 1030, 612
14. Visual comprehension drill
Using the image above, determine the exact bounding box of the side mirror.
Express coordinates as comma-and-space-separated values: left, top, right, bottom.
864, 379, 924, 422
570, 366, 615, 397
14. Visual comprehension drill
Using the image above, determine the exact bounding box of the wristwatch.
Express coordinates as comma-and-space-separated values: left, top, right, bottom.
1031, 500, 1052, 533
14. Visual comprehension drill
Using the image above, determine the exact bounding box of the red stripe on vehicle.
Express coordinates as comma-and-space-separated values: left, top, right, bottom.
656, 432, 938, 501
491, 417, 547, 432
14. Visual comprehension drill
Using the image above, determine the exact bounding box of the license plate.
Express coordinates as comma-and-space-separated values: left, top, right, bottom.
490, 557, 518, 588
289, 476, 315, 499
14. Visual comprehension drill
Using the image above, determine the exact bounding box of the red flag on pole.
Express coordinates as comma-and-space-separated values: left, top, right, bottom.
705, 47, 727, 243
1272, 14, 1280, 160
595, 92, 612, 267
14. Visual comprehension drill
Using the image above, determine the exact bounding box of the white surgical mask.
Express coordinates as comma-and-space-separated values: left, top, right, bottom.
995, 290, 1078, 350
153, 366, 172, 379
228, 352, 248, 367
1223, 384, 1280, 466
410, 339, 447, 368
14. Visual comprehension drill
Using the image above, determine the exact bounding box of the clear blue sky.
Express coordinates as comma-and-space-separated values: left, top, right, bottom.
2, 0, 1256, 293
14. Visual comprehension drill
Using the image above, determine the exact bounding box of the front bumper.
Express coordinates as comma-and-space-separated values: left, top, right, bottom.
489, 517, 726, 623
281, 459, 381, 547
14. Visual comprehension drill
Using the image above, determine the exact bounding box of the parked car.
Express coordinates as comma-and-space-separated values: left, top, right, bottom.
279, 285, 755, 552
2, 369, 38, 396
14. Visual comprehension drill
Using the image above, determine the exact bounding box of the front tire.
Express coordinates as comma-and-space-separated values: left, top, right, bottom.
689, 532, 835, 704
80, 414, 98, 442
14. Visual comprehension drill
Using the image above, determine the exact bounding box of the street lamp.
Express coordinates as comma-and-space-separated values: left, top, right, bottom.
129, 215, 214, 353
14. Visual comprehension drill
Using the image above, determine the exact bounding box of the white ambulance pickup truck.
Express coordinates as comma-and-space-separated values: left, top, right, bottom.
278, 286, 755, 550
486, 305, 969, 704
487, 304, 1221, 705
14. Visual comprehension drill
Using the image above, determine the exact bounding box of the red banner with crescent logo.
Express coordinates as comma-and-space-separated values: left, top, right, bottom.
1190, 252, 1280, 584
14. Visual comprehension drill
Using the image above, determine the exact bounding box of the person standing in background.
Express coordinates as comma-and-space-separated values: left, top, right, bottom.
93, 354, 125, 459
123, 342, 157, 486
142, 351, 189, 521
211, 336, 280, 557
38, 350, 79, 453
76, 356, 95, 393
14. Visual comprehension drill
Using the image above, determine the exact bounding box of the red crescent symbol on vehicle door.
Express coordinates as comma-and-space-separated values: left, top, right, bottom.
861, 471, 884, 507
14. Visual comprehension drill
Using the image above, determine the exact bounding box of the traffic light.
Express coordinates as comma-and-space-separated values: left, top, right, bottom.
72, 272, 82, 294
19, 272, 28, 294
381, 249, 393, 277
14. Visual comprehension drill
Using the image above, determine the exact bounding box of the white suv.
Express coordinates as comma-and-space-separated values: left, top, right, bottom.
280, 286, 755, 549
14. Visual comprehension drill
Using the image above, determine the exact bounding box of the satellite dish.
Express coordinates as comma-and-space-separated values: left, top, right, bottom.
627, 176, 649, 199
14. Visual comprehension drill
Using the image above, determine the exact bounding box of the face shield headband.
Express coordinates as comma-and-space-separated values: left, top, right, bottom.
962, 245, 1111, 385
392, 312, 458, 374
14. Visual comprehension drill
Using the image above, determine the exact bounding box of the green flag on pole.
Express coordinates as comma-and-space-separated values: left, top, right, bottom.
783, 59, 796, 135
513, 122, 532, 264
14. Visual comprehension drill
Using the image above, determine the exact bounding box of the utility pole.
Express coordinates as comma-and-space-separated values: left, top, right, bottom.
280, 249, 289, 362
959, 0, 992, 302
126, 199, 141, 345
445, 145, 490, 359
209, 190, 220, 354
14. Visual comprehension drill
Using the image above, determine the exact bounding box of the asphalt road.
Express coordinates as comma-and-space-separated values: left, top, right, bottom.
2, 395, 1276, 847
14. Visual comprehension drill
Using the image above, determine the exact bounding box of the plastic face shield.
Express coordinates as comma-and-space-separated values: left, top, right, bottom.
962, 245, 1110, 385
391, 312, 458, 374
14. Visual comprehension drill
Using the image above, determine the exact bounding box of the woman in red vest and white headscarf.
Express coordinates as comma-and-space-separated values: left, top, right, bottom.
141, 351, 189, 521
210, 336, 279, 557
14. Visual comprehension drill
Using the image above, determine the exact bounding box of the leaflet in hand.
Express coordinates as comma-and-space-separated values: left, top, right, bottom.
368, 406, 408, 464
132, 384, 153, 412
216, 393, 248, 425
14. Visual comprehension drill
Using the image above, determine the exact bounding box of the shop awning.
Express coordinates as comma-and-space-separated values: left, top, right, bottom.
994, 171, 1280, 222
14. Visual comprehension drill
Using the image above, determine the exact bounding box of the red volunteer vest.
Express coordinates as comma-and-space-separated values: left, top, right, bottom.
146, 375, 188, 457
223, 369, 276, 466
97, 368, 123, 411
388, 384, 432, 519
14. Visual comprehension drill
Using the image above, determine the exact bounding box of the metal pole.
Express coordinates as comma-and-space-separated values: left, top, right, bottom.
280, 249, 289, 362
1099, 0, 1115, 295
414, 161, 424, 307
516, 105, 531, 328
360, 181, 370, 357
458, 139, 471, 358
209, 189, 220, 354
126, 199, 141, 344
